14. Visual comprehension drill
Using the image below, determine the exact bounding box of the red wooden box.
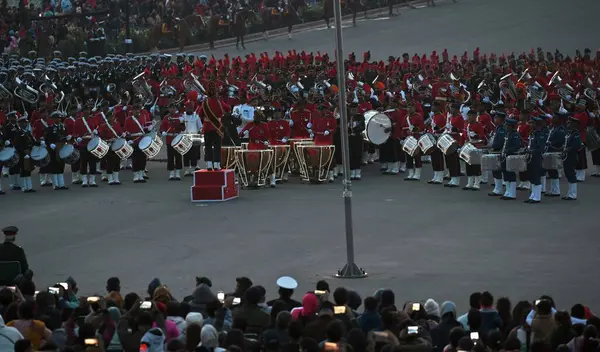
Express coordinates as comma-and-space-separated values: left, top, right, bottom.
190, 169, 239, 202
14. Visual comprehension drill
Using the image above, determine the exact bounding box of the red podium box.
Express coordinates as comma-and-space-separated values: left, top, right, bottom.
190, 169, 239, 202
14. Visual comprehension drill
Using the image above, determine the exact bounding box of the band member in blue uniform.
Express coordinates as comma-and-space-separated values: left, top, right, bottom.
562, 116, 583, 200
545, 114, 567, 197
524, 115, 548, 203
46, 111, 69, 190
488, 112, 506, 197
500, 117, 521, 200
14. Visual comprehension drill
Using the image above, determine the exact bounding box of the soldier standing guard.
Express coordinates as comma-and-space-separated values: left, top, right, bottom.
488, 112, 507, 197
499, 117, 521, 200
46, 111, 69, 190
0, 226, 32, 281
524, 115, 548, 203
562, 116, 583, 200
348, 101, 365, 180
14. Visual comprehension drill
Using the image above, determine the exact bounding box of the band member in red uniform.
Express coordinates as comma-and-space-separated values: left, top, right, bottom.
32, 108, 53, 187
380, 101, 402, 174
404, 101, 426, 181
289, 97, 313, 138
73, 103, 100, 187
444, 103, 464, 188
125, 101, 153, 183
573, 99, 589, 182
428, 101, 446, 184
199, 82, 231, 170
98, 109, 125, 185
476, 100, 494, 184
63, 111, 81, 184
462, 110, 487, 190
240, 110, 271, 150
312, 106, 337, 182
267, 107, 291, 187
160, 103, 186, 180
182, 100, 203, 175
516, 109, 531, 190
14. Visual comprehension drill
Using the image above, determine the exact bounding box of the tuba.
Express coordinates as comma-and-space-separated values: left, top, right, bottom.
518, 68, 532, 83
0, 82, 13, 102
106, 83, 116, 93
477, 80, 495, 103
183, 73, 206, 96
286, 82, 300, 101
549, 71, 576, 104
526, 81, 547, 102
499, 73, 517, 101
159, 79, 177, 96
131, 72, 154, 105
583, 75, 598, 103
14, 77, 40, 104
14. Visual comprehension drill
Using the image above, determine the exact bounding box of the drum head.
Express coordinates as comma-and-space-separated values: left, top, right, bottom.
59, 144, 74, 158
139, 136, 152, 149
366, 113, 391, 145
171, 134, 183, 146
87, 137, 99, 151
0, 148, 14, 161
31, 146, 48, 159
111, 138, 125, 150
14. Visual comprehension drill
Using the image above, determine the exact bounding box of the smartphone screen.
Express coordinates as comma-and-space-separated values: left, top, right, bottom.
324, 342, 338, 351
232, 297, 241, 305
334, 306, 346, 314
412, 303, 420, 311
57, 282, 68, 290
48, 287, 60, 295
408, 326, 419, 335
217, 292, 225, 302
6, 286, 16, 291
87, 296, 100, 302
84, 338, 99, 346
314, 290, 327, 295
140, 301, 152, 309
470, 332, 479, 340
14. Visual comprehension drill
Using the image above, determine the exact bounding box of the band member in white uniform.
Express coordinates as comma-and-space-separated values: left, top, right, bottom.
232, 96, 256, 138
182, 101, 203, 176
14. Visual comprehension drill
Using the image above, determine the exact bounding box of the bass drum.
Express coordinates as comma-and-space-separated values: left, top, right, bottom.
362, 110, 392, 145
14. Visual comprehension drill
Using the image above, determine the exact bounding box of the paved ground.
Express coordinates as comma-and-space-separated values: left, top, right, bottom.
3, 0, 600, 312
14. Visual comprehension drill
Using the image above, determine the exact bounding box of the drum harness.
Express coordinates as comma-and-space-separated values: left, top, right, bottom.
100, 112, 120, 142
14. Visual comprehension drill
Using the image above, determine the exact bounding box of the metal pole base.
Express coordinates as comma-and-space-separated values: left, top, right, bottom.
335, 263, 368, 279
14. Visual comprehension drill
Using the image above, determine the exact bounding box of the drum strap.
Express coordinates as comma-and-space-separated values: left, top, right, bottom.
40, 119, 48, 128
101, 112, 119, 139
406, 114, 414, 132
131, 115, 145, 134
81, 117, 93, 135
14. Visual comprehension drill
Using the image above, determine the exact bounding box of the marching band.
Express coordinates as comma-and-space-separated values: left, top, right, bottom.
1, 48, 599, 203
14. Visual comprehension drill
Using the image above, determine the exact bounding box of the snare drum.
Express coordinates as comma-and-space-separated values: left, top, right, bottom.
59, 144, 81, 165
221, 146, 240, 170
436, 134, 458, 155
235, 149, 274, 187
586, 127, 600, 151
111, 138, 134, 160
298, 145, 334, 183
270, 145, 291, 181
542, 152, 563, 170
87, 136, 109, 159
171, 134, 193, 155
506, 155, 528, 172
418, 134, 436, 154
31, 146, 50, 167
186, 134, 204, 146
0, 147, 19, 168
287, 138, 313, 176
481, 153, 501, 172
139, 133, 164, 158
402, 136, 420, 157
459, 143, 485, 165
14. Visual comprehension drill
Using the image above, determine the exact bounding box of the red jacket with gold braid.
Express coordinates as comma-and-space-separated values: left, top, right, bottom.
198, 97, 231, 134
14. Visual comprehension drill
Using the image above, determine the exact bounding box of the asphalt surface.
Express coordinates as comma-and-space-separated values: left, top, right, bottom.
3, 0, 600, 312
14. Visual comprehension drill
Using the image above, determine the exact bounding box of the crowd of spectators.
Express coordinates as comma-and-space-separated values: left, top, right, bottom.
1, 273, 599, 352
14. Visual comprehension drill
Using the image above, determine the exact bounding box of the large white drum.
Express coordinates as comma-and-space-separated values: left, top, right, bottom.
59, 144, 80, 165
87, 136, 109, 159
139, 133, 164, 158
111, 138, 134, 160
362, 110, 392, 145
171, 134, 193, 155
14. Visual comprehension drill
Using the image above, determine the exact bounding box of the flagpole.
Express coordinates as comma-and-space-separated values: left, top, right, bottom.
332, 0, 366, 279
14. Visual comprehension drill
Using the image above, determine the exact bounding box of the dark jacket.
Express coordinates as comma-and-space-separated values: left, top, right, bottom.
303, 315, 335, 343
232, 304, 270, 335
0, 241, 29, 274
479, 308, 502, 334
397, 327, 433, 352
430, 316, 461, 352
189, 284, 217, 316
266, 297, 302, 312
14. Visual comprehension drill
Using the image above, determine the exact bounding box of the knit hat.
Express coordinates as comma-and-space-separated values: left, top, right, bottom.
200, 324, 219, 348
424, 299, 440, 318
185, 312, 204, 329
440, 301, 457, 319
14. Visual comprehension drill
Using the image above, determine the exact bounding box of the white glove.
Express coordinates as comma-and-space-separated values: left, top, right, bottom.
263, 141, 269, 146
482, 96, 491, 104
40, 141, 46, 147
497, 100, 504, 105
77, 103, 82, 110
4, 140, 10, 146
589, 112, 596, 118
566, 95, 572, 101
243, 130, 249, 137
306, 122, 312, 128
324, 130, 330, 136
162, 131, 167, 137
121, 133, 127, 138
281, 138, 288, 143
91, 107, 97, 113
150, 106, 156, 114
490, 110, 496, 115
50, 143, 56, 150
66, 135, 72, 141
93, 129, 98, 135
127, 140, 134, 145
538, 99, 544, 106
559, 106, 568, 114
310, 133, 314, 139
469, 131, 476, 138
288, 120, 294, 126
179, 117, 184, 123
24, 154, 30, 159
76, 137, 82, 143
122, 106, 127, 111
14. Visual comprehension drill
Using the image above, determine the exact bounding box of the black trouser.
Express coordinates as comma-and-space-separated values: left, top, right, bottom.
576, 147, 587, 169
518, 170, 529, 182
11, 151, 32, 177
349, 135, 363, 169
592, 148, 600, 166
465, 163, 481, 176
105, 151, 120, 173
39, 162, 52, 175
49, 148, 65, 174
444, 152, 460, 177
406, 154, 422, 168
167, 145, 183, 171
334, 130, 342, 164
79, 147, 98, 175
131, 146, 147, 172
184, 145, 200, 168
431, 148, 445, 171
379, 137, 398, 163
204, 131, 221, 162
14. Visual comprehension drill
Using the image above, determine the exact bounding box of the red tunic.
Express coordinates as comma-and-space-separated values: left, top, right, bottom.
267, 120, 291, 145
573, 111, 589, 142
32, 118, 52, 141
98, 120, 124, 142
312, 115, 337, 145
404, 113, 426, 139
290, 106, 313, 138
388, 109, 404, 139
198, 97, 231, 134
464, 121, 487, 148
73, 114, 100, 148
124, 113, 151, 144
430, 113, 446, 136
477, 112, 495, 136
447, 114, 464, 143
159, 114, 185, 144
240, 122, 271, 150
517, 122, 531, 147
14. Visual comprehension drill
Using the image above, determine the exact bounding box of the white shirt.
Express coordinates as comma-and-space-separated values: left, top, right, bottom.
234, 104, 255, 133
183, 112, 202, 134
